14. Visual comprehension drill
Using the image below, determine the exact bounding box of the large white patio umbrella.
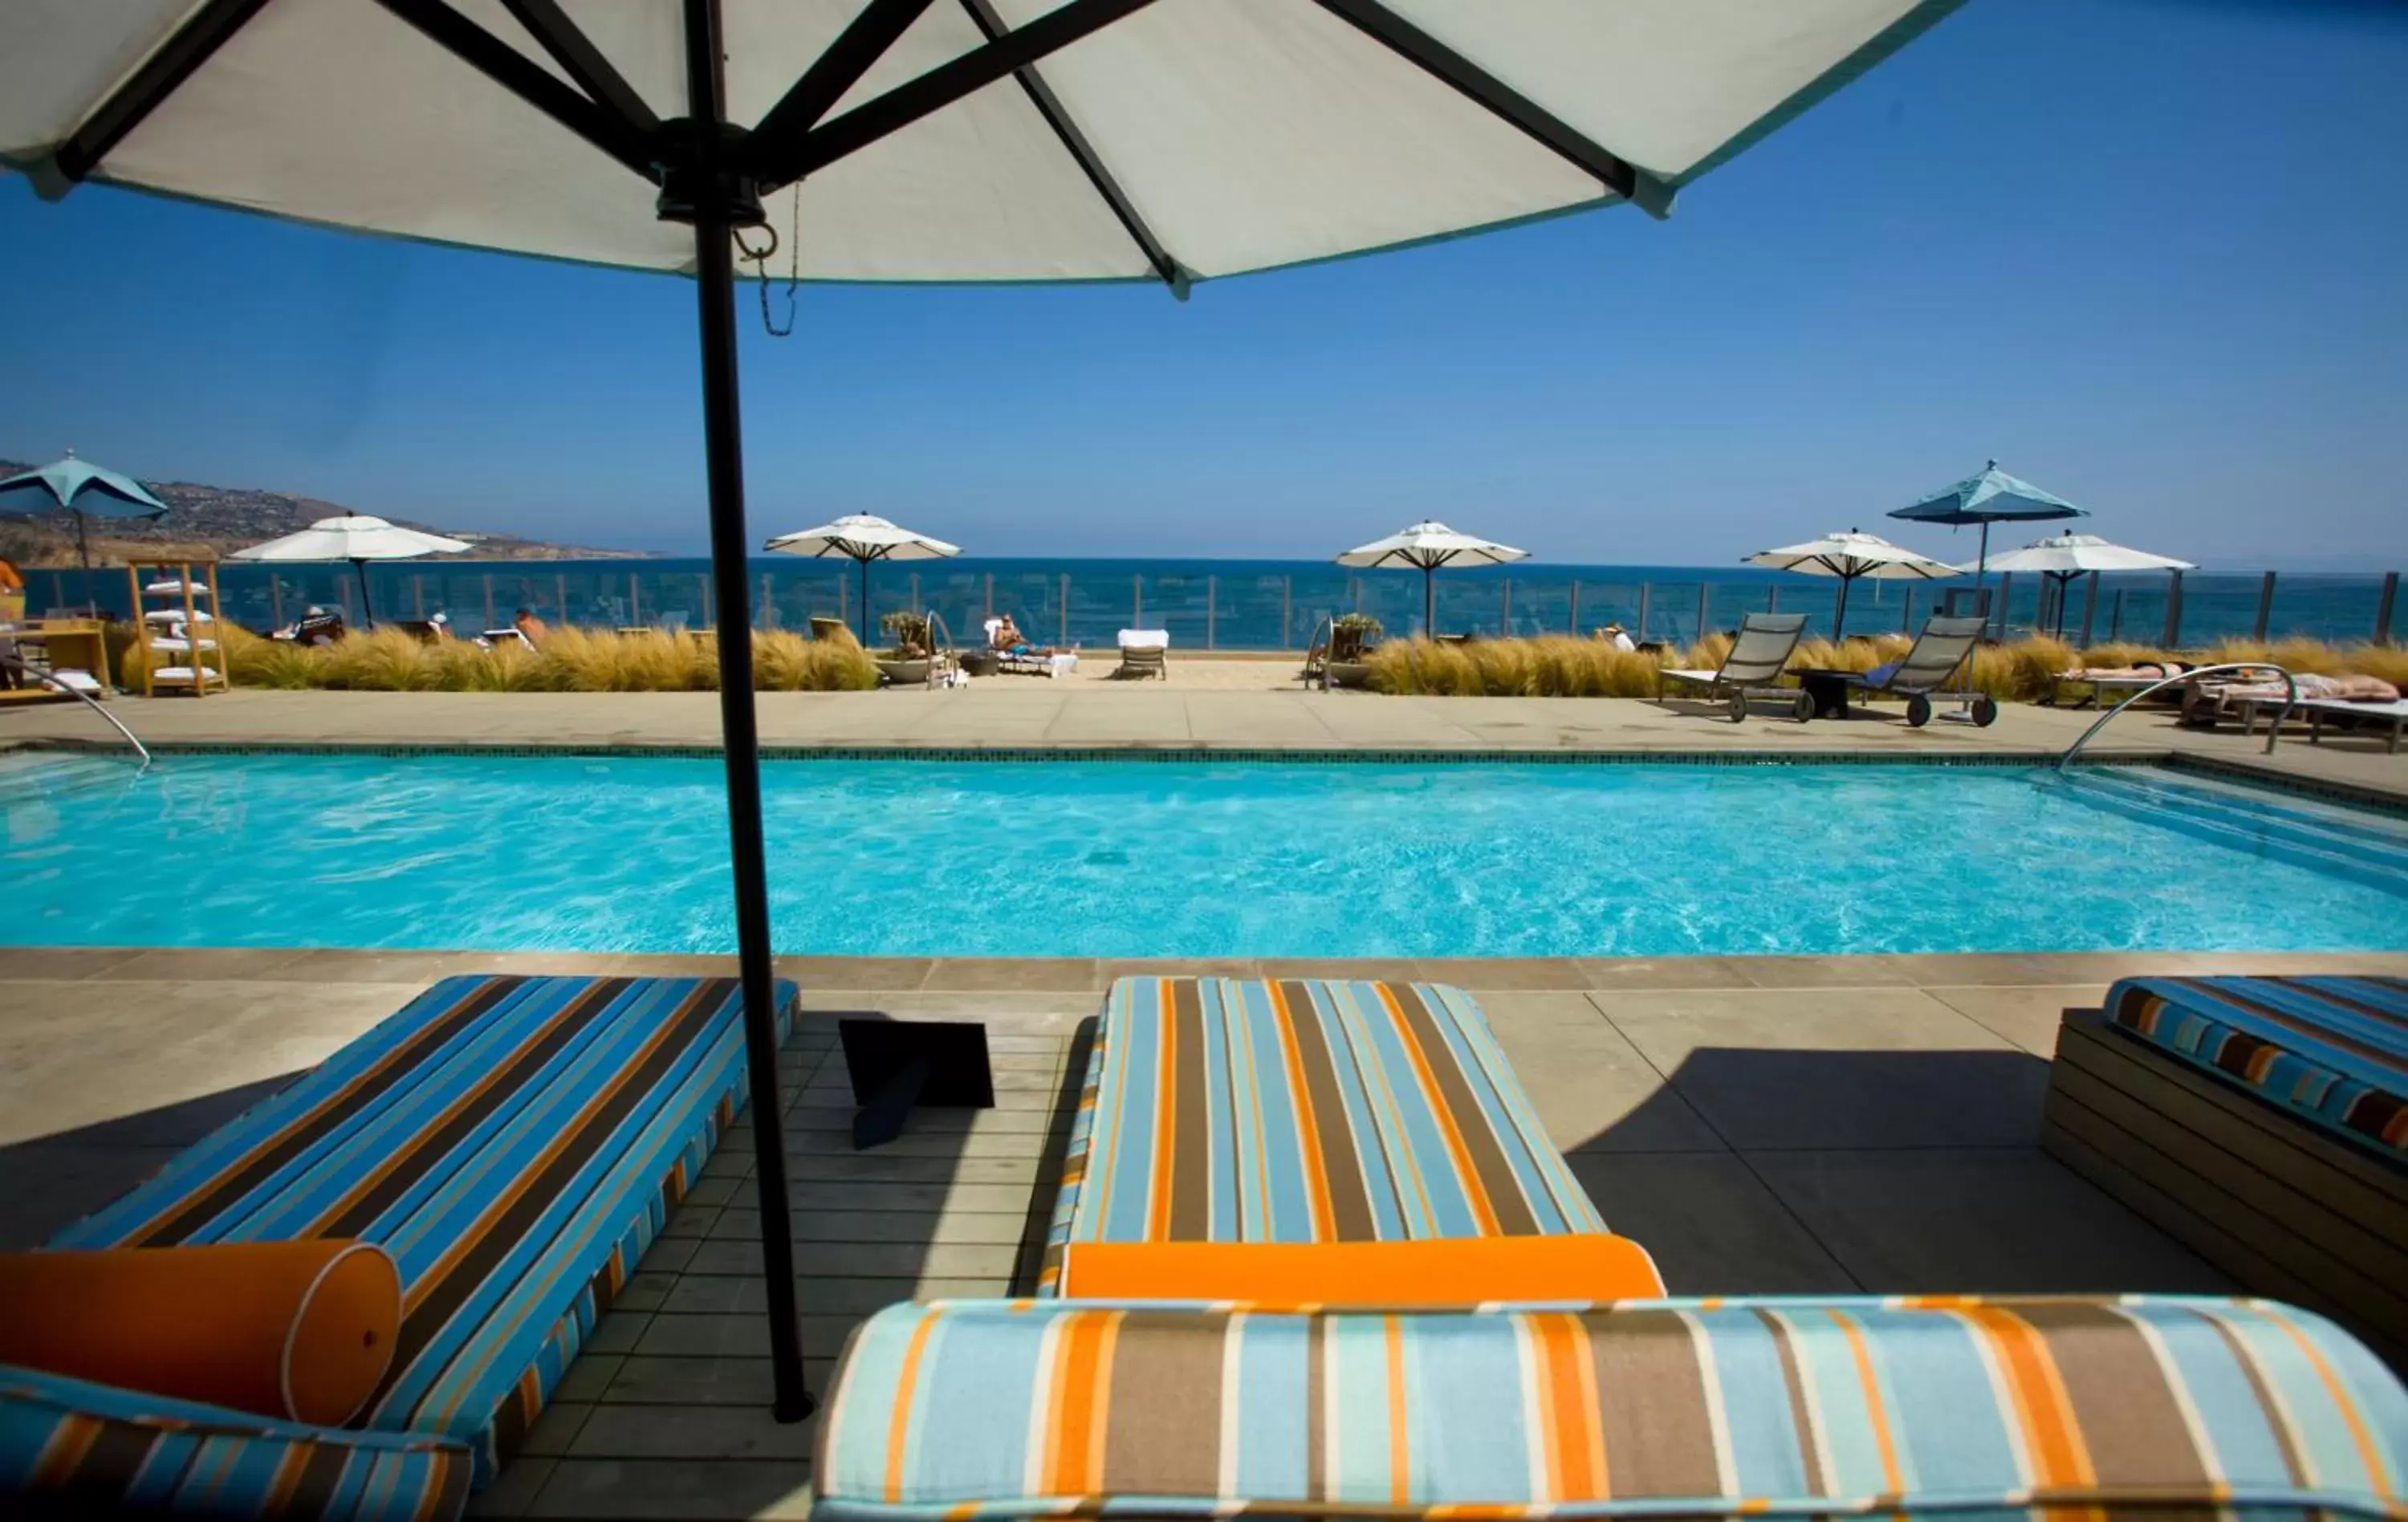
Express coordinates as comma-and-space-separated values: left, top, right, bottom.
1746, 528, 1957, 639
2, 0, 1960, 1422
764, 513, 959, 643
1966, 531, 2194, 639
1339, 521, 1528, 635
232, 514, 470, 629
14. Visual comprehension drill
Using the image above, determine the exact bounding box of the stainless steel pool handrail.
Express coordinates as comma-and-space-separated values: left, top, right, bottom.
2057, 662, 2296, 770
0, 653, 152, 768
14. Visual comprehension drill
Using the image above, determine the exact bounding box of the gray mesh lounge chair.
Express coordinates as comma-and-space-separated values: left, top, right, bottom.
1845, 614, 1996, 726
1656, 612, 1812, 722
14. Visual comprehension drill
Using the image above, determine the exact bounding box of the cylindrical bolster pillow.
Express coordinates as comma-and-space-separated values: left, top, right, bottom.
0, 1239, 401, 1425
1057, 1234, 1666, 1305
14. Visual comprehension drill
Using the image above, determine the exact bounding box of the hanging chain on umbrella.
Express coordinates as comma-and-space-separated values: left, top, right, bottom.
730, 184, 801, 339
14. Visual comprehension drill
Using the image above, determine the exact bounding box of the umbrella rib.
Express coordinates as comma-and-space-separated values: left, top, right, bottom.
1308, 0, 1669, 216
954, 0, 1187, 295
495, 0, 661, 133
755, 0, 1163, 185
749, 0, 940, 177
372, 0, 656, 178
48, 0, 276, 185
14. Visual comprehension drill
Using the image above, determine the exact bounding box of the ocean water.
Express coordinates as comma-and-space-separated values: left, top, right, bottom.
6, 752, 2402, 958
43, 555, 2398, 650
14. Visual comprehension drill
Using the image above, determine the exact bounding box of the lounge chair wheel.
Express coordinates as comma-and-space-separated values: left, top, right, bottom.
1727, 690, 1748, 723
1791, 692, 1815, 723
1972, 695, 1999, 727
1906, 693, 1933, 727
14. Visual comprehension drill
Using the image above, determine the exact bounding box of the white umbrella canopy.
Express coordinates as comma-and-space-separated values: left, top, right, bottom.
232, 514, 470, 626
0, 2, 1959, 285
0, 0, 1959, 1424
1967, 533, 2194, 576
1968, 533, 2195, 640
1745, 529, 1955, 640
1338, 519, 1527, 634
763, 512, 960, 641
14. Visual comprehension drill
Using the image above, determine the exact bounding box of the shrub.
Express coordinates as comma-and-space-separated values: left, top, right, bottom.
1369, 636, 1667, 697
155, 625, 873, 693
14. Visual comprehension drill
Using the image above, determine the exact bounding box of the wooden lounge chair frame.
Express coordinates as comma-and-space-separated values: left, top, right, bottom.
2042, 1004, 2408, 1369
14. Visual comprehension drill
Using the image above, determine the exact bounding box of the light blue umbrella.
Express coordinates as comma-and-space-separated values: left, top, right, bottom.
1888, 460, 2087, 590
0, 452, 169, 612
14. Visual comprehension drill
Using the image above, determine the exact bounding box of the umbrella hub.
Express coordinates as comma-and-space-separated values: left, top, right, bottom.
653, 118, 767, 227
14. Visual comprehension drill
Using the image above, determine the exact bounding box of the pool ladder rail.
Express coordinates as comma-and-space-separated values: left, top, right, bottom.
1, 653, 152, 770
2058, 662, 2295, 770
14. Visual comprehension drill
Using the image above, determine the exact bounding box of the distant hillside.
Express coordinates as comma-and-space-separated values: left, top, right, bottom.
0, 458, 653, 564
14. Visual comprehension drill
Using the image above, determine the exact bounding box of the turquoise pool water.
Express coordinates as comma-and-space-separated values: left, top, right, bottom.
3, 752, 2402, 958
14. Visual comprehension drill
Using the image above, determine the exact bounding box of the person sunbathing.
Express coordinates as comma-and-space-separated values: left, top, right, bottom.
2198, 671, 2400, 702
2059, 659, 2195, 679
990, 613, 1064, 654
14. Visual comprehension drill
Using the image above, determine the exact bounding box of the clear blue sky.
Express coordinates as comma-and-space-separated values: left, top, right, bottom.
3, 0, 2404, 571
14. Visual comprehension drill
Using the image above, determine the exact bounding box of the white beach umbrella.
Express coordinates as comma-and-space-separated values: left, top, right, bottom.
232, 515, 470, 628
1746, 528, 1957, 639
1338, 521, 1528, 634
2, 0, 1959, 1422
763, 513, 960, 643
1967, 532, 2195, 638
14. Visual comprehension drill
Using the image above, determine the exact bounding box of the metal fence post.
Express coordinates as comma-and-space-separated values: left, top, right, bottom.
2078, 572, 2099, 649
1994, 572, 2011, 640
1767, 585, 1780, 614
270, 575, 284, 630
2161, 570, 2184, 648
1133, 574, 1142, 628
1060, 573, 1069, 645
701, 573, 714, 630
986, 572, 995, 621
2109, 588, 2125, 643
340, 577, 357, 627
2253, 571, 2276, 642
837, 567, 847, 627
482, 573, 497, 630
1282, 576, 1292, 649
1570, 581, 1583, 636
1206, 574, 1216, 650
1901, 585, 1915, 633
1499, 578, 1511, 636
1695, 584, 1710, 642
629, 572, 642, 626
413, 575, 426, 619
909, 572, 920, 615
757, 572, 772, 629
1351, 576, 1361, 615
2375, 572, 2398, 647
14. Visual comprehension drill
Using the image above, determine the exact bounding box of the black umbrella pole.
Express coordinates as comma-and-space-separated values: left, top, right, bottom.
690, 179, 812, 1418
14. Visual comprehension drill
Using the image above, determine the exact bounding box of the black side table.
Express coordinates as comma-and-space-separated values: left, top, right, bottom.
838, 1019, 995, 1150
1792, 669, 1857, 719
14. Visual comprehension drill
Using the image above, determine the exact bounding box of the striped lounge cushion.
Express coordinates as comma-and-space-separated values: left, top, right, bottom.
2107, 975, 2408, 1156
1041, 979, 1603, 1292
816, 1295, 2408, 1521
0, 1365, 471, 1521
39, 974, 793, 1491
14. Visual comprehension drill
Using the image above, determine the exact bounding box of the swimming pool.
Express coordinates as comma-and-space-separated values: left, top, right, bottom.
3, 751, 2402, 958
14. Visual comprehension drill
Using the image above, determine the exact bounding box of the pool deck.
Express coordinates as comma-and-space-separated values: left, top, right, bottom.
6, 946, 2407, 1520
5, 680, 2406, 802
4, 682, 2405, 1516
